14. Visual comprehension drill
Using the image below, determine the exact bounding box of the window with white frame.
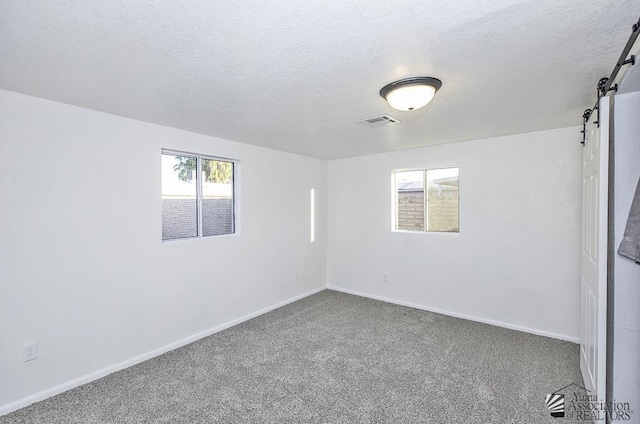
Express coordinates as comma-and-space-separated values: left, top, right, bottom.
161, 150, 236, 240
393, 167, 459, 233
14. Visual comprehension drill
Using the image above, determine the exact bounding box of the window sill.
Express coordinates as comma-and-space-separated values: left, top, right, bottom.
391, 229, 459, 236
162, 232, 239, 243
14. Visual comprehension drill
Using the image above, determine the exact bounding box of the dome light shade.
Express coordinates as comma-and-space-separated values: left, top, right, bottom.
380, 77, 442, 111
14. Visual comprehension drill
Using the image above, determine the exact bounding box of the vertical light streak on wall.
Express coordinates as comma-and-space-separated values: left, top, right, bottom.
310, 188, 315, 243
391, 172, 397, 230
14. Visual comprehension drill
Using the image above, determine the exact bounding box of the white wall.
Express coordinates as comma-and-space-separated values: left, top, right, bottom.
0, 89, 327, 412
612, 91, 640, 419
327, 127, 582, 341
0, 88, 587, 414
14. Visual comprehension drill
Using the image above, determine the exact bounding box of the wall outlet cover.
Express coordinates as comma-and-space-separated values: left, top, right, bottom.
23, 342, 38, 362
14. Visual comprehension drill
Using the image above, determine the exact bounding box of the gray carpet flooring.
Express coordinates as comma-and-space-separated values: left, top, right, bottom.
2, 290, 589, 423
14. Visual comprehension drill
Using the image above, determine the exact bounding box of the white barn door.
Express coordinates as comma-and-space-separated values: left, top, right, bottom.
580, 98, 609, 401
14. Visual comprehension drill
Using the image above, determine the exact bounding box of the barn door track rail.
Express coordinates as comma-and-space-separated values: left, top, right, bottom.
581, 16, 640, 146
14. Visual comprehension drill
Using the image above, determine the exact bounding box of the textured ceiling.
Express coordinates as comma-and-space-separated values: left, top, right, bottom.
1, 1, 639, 159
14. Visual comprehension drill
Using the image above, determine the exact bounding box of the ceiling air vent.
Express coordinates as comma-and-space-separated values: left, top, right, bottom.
356, 114, 400, 128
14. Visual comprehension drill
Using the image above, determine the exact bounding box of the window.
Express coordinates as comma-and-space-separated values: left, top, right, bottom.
393, 167, 459, 233
161, 150, 236, 240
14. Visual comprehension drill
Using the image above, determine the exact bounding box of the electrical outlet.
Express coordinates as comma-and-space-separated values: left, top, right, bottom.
23, 342, 38, 362
294, 272, 300, 282
383, 273, 388, 283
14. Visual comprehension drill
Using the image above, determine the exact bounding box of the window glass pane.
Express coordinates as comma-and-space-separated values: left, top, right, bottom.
202, 159, 234, 236
426, 168, 459, 232
395, 170, 425, 231
162, 154, 198, 240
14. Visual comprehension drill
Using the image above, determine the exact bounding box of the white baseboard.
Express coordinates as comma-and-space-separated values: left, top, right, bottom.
2, 284, 578, 416
326, 285, 580, 344
0, 286, 326, 417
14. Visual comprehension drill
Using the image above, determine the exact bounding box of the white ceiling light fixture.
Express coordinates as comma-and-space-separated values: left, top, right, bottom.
380, 77, 442, 111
